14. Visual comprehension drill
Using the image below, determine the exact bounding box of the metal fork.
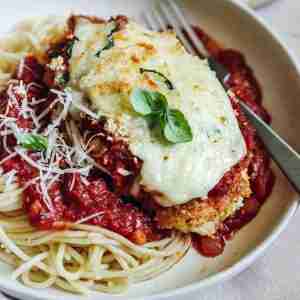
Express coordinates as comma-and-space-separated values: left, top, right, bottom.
143, 0, 300, 194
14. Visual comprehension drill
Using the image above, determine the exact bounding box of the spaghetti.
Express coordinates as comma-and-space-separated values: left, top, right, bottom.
0, 16, 191, 294
0, 213, 190, 294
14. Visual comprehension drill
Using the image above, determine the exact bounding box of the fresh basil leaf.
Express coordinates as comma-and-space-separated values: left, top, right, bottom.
65, 36, 79, 58
164, 109, 193, 143
95, 24, 118, 57
144, 113, 159, 129
130, 88, 167, 116
18, 134, 48, 151
130, 88, 193, 144
95, 39, 114, 57
57, 72, 69, 86
49, 49, 61, 59
103, 39, 114, 51
140, 68, 174, 90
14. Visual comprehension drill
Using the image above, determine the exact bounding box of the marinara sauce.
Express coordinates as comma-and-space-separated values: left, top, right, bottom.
0, 25, 275, 255
192, 26, 275, 257
0, 56, 162, 245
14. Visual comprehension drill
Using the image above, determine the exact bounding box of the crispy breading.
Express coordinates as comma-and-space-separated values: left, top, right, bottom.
155, 158, 251, 235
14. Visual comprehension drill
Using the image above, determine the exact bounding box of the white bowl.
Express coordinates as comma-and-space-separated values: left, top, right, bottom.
0, 0, 299, 299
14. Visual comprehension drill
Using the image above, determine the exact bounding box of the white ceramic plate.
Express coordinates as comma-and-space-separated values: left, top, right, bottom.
0, 0, 299, 299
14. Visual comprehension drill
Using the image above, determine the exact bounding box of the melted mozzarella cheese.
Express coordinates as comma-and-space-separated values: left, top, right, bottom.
69, 18, 247, 206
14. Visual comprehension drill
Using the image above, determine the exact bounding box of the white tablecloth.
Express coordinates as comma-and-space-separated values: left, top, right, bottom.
1, 1, 299, 300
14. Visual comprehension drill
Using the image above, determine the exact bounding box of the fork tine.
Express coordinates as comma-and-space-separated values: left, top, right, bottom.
143, 11, 160, 31
157, 1, 196, 55
165, 0, 209, 56
152, 8, 168, 31
144, 7, 168, 32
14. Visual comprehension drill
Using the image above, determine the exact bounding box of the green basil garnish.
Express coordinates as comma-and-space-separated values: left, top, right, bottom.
95, 24, 118, 57
57, 72, 70, 86
130, 88, 167, 116
164, 109, 193, 143
140, 68, 174, 90
65, 36, 79, 58
18, 134, 48, 151
130, 88, 193, 144
49, 49, 61, 59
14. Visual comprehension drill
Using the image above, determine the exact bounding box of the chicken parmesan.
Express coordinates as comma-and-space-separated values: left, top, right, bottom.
0, 14, 274, 293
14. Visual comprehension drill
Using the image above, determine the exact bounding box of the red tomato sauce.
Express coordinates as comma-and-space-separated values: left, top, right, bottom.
0, 25, 275, 253
0, 56, 162, 245
192, 27, 275, 257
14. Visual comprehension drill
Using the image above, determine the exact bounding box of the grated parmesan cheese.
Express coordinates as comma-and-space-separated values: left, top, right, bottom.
0, 79, 105, 212
75, 211, 104, 225
117, 168, 131, 177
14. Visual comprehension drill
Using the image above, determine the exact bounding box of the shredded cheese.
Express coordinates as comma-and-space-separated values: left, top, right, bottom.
2, 169, 17, 190
75, 212, 105, 225
0, 78, 107, 213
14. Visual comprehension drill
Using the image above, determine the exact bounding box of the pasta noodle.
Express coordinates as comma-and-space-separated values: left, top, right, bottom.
0, 205, 190, 294
0, 16, 191, 294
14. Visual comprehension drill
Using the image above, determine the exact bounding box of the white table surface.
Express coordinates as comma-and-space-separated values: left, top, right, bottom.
187, 1, 300, 300
0, 1, 299, 300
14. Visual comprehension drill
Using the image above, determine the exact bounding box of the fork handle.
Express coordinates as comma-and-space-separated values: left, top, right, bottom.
240, 101, 300, 194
